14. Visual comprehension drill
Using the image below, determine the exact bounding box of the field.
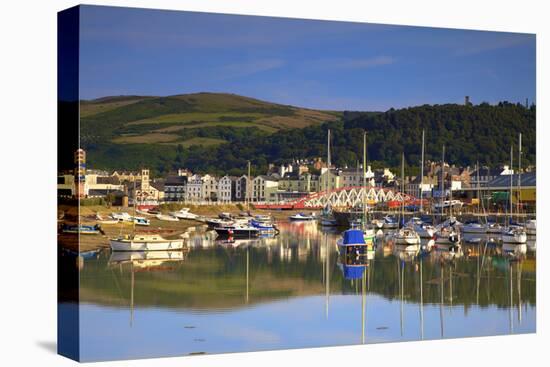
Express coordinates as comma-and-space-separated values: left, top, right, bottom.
81, 92, 339, 144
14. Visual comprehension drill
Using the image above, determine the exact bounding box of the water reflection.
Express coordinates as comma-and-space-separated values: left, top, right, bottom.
73, 221, 535, 361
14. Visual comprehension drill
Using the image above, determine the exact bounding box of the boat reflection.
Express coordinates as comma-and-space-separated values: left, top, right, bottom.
107, 250, 188, 327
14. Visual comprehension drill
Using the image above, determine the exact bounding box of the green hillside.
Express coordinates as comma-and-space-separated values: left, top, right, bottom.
80, 95, 536, 177
80, 92, 340, 147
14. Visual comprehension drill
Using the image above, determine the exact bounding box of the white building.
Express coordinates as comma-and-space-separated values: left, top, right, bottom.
185, 174, 203, 202
253, 175, 279, 202
318, 168, 342, 191
339, 165, 375, 188
201, 174, 218, 202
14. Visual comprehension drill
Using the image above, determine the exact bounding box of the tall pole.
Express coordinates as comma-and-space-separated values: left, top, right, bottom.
510, 145, 513, 222
441, 145, 445, 221
327, 129, 331, 194
401, 152, 405, 225
419, 257, 424, 340
518, 133, 522, 221
420, 130, 425, 213
247, 160, 251, 210
361, 269, 366, 344
325, 234, 330, 319
363, 131, 367, 227
246, 247, 249, 303
476, 161, 480, 213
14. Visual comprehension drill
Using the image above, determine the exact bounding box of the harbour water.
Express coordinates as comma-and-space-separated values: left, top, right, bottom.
70, 221, 536, 361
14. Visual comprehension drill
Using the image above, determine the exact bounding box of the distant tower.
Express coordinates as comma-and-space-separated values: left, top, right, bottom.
465, 96, 471, 106
74, 148, 86, 198
141, 168, 150, 191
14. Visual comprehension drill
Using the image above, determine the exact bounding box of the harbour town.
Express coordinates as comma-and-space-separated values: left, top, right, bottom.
55, 7, 537, 361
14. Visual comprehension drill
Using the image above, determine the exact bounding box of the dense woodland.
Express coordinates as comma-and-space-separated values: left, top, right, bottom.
84, 102, 536, 177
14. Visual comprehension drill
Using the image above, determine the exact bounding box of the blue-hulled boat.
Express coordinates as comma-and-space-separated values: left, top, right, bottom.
336, 229, 368, 256
250, 216, 279, 234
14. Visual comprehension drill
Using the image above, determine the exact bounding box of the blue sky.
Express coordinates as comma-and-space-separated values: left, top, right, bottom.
79, 5, 536, 111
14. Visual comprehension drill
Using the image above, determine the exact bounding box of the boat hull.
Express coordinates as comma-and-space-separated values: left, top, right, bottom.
501, 233, 527, 244
215, 227, 259, 238
110, 239, 184, 251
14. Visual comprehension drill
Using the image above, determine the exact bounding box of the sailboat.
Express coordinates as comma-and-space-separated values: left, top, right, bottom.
361, 131, 376, 245
110, 181, 184, 251
392, 153, 421, 250
501, 142, 527, 244
320, 129, 338, 227
435, 145, 461, 250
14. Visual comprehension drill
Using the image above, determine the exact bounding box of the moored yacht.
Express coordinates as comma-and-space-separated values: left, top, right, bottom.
525, 219, 536, 236
110, 234, 185, 251
501, 226, 527, 244
462, 220, 487, 234
171, 208, 200, 220
214, 224, 260, 238
406, 217, 435, 238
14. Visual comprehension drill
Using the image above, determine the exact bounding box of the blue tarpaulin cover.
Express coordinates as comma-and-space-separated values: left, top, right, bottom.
343, 229, 366, 245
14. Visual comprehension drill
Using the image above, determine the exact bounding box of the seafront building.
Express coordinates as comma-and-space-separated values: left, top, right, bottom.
57, 149, 536, 206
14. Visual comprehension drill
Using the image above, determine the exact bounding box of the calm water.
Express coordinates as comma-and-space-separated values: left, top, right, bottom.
69, 222, 536, 361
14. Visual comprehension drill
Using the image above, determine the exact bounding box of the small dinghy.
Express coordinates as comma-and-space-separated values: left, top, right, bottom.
289, 212, 316, 221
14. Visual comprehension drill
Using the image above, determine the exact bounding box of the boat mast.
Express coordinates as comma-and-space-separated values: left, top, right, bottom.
420, 129, 425, 214
247, 160, 251, 211
518, 133, 522, 222
476, 161, 480, 214
363, 130, 367, 227
327, 129, 331, 197
132, 179, 136, 235
509, 145, 513, 223
441, 145, 445, 221
419, 257, 424, 340
401, 152, 405, 225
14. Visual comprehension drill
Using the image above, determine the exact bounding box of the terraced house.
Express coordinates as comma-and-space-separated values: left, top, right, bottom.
252, 175, 279, 202
218, 176, 238, 203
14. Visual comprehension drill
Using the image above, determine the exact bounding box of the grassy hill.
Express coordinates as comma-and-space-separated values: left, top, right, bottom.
79, 94, 535, 177
80, 92, 340, 147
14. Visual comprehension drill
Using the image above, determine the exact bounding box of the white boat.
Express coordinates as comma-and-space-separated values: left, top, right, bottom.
486, 222, 503, 234
111, 212, 133, 222
393, 226, 421, 247
525, 219, 536, 236
155, 213, 179, 222
438, 216, 462, 229
406, 217, 435, 238
110, 234, 185, 251
501, 227, 527, 244
289, 213, 316, 221
205, 217, 233, 228
171, 208, 199, 220
109, 250, 185, 264
462, 221, 487, 234
133, 216, 151, 226
95, 213, 119, 225
136, 209, 154, 216
370, 219, 384, 229
432, 199, 463, 211
382, 215, 399, 229
502, 242, 527, 258
434, 226, 461, 246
